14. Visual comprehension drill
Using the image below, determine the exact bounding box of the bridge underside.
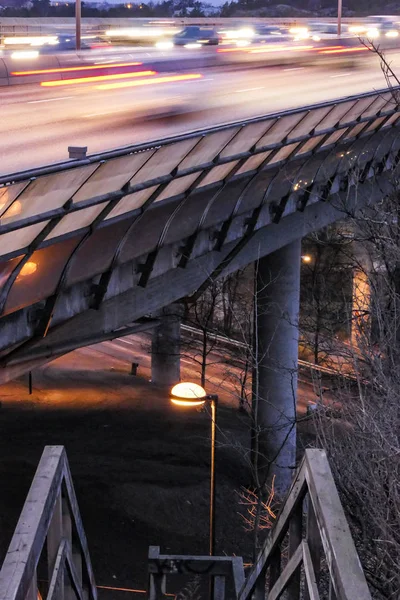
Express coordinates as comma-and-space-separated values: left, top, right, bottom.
0, 89, 399, 382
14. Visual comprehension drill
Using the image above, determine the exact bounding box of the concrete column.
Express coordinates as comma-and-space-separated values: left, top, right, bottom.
253, 240, 301, 497
350, 267, 371, 349
151, 303, 182, 387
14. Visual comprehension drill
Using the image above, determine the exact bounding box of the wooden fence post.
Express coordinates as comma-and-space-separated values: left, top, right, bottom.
213, 575, 225, 600
269, 547, 281, 592
253, 566, 266, 600
47, 495, 63, 600
287, 502, 303, 600
304, 495, 321, 600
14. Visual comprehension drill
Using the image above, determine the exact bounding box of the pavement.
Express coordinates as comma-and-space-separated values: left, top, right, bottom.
1, 50, 395, 176
0, 330, 326, 413
0, 330, 327, 597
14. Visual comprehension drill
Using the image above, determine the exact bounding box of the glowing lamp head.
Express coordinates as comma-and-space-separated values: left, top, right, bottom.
170, 382, 207, 407
302, 255, 312, 263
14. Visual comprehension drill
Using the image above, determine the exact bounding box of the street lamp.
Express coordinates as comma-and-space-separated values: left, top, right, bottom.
76, 0, 81, 50
338, 0, 342, 36
170, 382, 218, 557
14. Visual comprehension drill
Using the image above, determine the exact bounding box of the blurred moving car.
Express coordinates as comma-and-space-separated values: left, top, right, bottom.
39, 34, 111, 52
39, 35, 89, 52
348, 16, 400, 39
250, 24, 291, 44
0, 33, 111, 56
307, 22, 342, 39
173, 26, 221, 47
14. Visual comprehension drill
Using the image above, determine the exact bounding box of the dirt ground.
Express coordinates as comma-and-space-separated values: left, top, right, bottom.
0, 342, 318, 599
0, 357, 257, 599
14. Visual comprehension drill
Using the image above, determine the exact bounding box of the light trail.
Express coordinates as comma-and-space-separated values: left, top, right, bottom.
217, 47, 246, 53
96, 72, 203, 90
318, 46, 368, 54
248, 44, 314, 54
97, 585, 175, 596
40, 70, 156, 87
11, 61, 143, 76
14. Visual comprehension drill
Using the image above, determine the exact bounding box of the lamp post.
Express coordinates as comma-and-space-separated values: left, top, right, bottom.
170, 382, 218, 558
338, 0, 342, 36
76, 0, 81, 50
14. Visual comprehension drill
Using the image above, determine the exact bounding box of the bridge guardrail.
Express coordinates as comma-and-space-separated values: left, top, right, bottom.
0, 16, 363, 34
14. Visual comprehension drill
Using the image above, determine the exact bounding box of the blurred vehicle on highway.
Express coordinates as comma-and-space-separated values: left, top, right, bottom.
307, 21, 341, 40
172, 26, 221, 47
348, 16, 399, 39
0, 33, 111, 56
103, 23, 177, 46
242, 24, 291, 45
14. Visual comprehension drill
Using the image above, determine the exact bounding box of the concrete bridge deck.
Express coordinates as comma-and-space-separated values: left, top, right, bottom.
0, 86, 399, 382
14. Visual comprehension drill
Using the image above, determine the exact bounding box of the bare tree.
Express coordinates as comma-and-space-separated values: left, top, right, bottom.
300, 227, 354, 365
182, 281, 223, 387
311, 187, 400, 599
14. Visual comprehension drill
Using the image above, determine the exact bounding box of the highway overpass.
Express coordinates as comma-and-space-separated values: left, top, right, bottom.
1, 73, 399, 489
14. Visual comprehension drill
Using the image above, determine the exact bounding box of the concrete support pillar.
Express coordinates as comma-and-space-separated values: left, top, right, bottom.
151, 303, 182, 387
253, 240, 301, 497
350, 267, 371, 349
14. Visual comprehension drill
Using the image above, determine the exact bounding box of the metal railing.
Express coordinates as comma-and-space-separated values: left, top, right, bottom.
239, 449, 371, 600
0, 446, 97, 600
147, 547, 244, 600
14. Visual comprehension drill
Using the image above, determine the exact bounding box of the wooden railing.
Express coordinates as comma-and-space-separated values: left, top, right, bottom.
239, 449, 371, 600
0, 446, 97, 600
0, 446, 370, 600
147, 449, 370, 600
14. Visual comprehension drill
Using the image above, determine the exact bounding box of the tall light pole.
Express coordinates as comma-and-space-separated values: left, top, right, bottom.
338, 0, 342, 36
76, 0, 81, 50
170, 382, 218, 557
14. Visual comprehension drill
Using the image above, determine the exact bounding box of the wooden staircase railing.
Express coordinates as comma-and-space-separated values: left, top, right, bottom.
0, 446, 97, 600
0, 446, 371, 600
239, 449, 372, 600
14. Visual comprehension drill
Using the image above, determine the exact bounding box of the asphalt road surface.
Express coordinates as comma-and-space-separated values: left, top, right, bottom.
1, 50, 396, 176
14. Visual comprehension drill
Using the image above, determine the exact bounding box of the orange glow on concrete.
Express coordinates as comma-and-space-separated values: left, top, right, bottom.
97, 72, 203, 90
11, 61, 143, 76
40, 70, 156, 87
318, 46, 368, 54
351, 268, 371, 347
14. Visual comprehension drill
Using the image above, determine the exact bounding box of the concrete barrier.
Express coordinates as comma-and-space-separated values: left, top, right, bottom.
0, 58, 8, 85
4, 54, 61, 84
0, 17, 361, 34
